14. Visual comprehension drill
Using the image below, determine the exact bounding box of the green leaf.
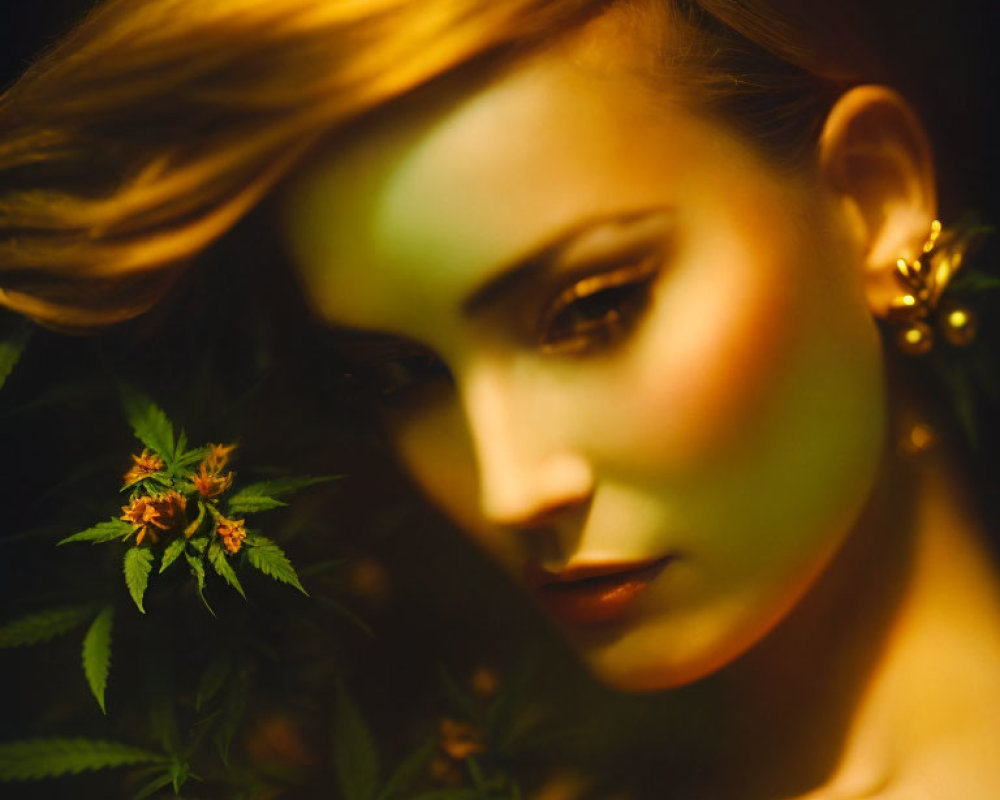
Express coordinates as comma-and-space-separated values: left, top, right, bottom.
124, 547, 155, 613
185, 551, 214, 615
236, 475, 338, 498
0, 738, 165, 781
409, 791, 480, 800
59, 519, 133, 546
0, 321, 32, 391
171, 447, 207, 473
133, 772, 174, 800
0, 605, 97, 647
334, 682, 380, 800
226, 475, 338, 514
376, 738, 437, 800
82, 606, 114, 714
121, 387, 175, 462
159, 539, 187, 573
169, 759, 191, 794
226, 494, 287, 513
245, 536, 307, 595
174, 430, 188, 462
207, 541, 245, 599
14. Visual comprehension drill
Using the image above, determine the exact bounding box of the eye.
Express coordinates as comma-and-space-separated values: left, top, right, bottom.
537, 256, 660, 356
345, 349, 453, 408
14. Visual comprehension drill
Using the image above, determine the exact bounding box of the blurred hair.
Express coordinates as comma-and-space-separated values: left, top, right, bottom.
0, 0, 880, 330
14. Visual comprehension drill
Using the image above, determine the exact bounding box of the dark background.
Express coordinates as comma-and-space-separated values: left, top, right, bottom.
2, 2, 1000, 799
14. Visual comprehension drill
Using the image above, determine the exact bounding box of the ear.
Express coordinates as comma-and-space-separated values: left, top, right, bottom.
817, 85, 937, 316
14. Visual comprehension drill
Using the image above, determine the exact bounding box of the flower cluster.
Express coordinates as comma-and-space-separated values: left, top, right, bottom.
59, 395, 318, 614
121, 491, 187, 546
119, 442, 246, 554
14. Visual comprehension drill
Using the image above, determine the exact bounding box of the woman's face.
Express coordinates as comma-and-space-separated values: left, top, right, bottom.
280, 17, 887, 690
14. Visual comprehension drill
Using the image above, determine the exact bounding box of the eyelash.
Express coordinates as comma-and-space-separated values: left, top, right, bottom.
537, 256, 660, 356
346, 257, 660, 404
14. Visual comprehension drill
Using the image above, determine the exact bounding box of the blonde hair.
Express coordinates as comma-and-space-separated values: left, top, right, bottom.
0, 0, 875, 330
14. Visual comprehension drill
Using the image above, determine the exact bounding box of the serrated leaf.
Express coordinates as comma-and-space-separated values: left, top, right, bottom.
207, 541, 245, 599
174, 430, 188, 462
171, 447, 207, 472
334, 682, 380, 800
59, 519, 133, 546
159, 539, 187, 574
0, 738, 165, 781
0, 605, 97, 648
226, 494, 287, 514
245, 536, 307, 595
376, 738, 437, 800
185, 552, 214, 616
124, 547, 155, 613
235, 475, 338, 498
82, 606, 113, 714
227, 475, 338, 514
0, 320, 32, 391
121, 388, 175, 462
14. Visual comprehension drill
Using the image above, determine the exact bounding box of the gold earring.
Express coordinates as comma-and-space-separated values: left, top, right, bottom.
888, 219, 978, 355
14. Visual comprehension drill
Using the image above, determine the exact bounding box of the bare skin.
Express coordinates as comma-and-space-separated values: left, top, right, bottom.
279, 8, 1000, 797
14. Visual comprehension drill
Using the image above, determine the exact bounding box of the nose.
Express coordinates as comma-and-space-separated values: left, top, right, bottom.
459, 365, 594, 529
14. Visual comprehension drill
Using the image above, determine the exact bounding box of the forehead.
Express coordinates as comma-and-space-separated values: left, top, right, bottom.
278, 11, 722, 335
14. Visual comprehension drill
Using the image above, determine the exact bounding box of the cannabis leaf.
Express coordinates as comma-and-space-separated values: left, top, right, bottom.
58, 518, 132, 546
120, 388, 175, 463
207, 541, 245, 599
124, 547, 155, 613
334, 682, 380, 800
81, 605, 113, 713
245, 535, 308, 595
185, 550, 213, 615
159, 538, 187, 573
226, 494, 287, 513
0, 605, 97, 648
0, 739, 165, 781
227, 475, 336, 514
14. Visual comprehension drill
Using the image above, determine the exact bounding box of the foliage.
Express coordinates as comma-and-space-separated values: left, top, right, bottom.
58, 391, 329, 614
82, 605, 114, 713
0, 368, 553, 799
0, 739, 166, 781
0, 604, 97, 647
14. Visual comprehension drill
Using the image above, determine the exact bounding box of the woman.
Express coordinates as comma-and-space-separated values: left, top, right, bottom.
2, 0, 999, 796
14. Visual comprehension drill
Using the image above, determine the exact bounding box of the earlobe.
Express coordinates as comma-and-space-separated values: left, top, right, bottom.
818, 85, 938, 316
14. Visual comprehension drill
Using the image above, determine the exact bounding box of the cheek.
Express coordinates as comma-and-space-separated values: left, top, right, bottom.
592, 225, 797, 472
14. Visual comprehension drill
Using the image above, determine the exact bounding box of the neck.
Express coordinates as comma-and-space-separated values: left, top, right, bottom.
718, 431, 1000, 798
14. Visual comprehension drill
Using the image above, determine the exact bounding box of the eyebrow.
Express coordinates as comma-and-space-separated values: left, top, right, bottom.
460, 206, 672, 317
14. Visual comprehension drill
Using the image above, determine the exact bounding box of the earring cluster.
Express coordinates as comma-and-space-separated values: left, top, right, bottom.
888, 219, 979, 355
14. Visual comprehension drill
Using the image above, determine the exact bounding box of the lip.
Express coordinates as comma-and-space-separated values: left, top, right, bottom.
525, 556, 673, 626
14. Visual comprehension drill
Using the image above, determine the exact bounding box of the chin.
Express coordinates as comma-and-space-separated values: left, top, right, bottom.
569, 625, 742, 692
567, 585, 819, 692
